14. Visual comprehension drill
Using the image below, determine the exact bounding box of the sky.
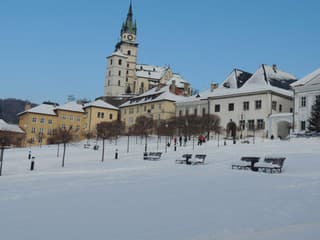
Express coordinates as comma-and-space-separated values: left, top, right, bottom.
1, 0, 320, 104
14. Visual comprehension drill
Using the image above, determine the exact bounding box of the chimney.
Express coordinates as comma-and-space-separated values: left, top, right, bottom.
170, 80, 176, 94
272, 64, 277, 73
25, 103, 31, 111
211, 82, 218, 91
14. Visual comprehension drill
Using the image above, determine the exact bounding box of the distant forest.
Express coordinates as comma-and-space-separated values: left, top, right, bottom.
0, 99, 37, 124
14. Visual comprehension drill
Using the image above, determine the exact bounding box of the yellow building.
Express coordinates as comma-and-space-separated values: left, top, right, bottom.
18, 100, 119, 146
18, 103, 58, 145
120, 84, 187, 128
83, 100, 119, 133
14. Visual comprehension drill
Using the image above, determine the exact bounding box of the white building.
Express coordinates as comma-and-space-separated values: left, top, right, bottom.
176, 64, 297, 139
291, 68, 320, 132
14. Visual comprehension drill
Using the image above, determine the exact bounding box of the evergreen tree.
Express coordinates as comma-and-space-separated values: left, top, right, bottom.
308, 96, 320, 132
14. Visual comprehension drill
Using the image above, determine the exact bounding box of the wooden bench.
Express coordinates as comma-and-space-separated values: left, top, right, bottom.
232, 156, 260, 170
256, 157, 286, 173
176, 154, 207, 165
143, 152, 162, 161
176, 154, 192, 164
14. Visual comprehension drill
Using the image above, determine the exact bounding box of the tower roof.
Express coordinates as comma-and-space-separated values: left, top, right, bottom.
121, 1, 137, 35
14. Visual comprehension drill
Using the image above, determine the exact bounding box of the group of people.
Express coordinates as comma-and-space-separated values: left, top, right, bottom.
171, 135, 207, 147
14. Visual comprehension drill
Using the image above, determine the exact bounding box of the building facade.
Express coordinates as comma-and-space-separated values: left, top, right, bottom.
18, 100, 119, 146
176, 64, 296, 139
120, 85, 186, 128
291, 68, 320, 132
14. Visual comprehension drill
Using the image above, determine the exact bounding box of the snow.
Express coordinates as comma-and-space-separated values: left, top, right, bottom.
18, 104, 56, 116
120, 86, 188, 107
110, 49, 127, 58
0, 119, 24, 133
56, 101, 85, 113
167, 73, 189, 88
0, 137, 320, 240
136, 64, 168, 80
84, 99, 118, 110
291, 68, 320, 87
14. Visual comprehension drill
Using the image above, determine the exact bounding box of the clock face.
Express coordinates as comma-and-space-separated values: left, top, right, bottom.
127, 34, 134, 41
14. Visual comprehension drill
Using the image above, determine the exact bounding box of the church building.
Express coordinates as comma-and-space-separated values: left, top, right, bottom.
104, 1, 191, 97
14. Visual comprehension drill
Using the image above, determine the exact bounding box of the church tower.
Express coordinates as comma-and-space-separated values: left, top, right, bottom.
104, 1, 138, 96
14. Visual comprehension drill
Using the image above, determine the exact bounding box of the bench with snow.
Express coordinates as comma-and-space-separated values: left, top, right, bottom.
143, 152, 162, 161
256, 157, 286, 173
232, 156, 260, 170
176, 154, 206, 165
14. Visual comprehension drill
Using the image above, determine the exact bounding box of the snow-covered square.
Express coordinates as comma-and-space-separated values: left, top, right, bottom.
0, 137, 319, 240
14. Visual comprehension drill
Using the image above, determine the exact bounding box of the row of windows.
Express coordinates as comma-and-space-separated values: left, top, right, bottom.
31, 127, 54, 135
179, 108, 206, 117
214, 100, 262, 113
123, 104, 162, 115
32, 118, 54, 124
61, 115, 81, 121
239, 119, 265, 130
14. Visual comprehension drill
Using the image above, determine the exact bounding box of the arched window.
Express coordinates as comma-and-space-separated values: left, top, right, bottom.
110, 59, 113, 65
127, 50, 131, 55
118, 80, 121, 86
118, 59, 122, 65
108, 71, 111, 76
109, 114, 113, 120
118, 70, 121, 76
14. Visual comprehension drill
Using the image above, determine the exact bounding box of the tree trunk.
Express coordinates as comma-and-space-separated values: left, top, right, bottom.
144, 135, 148, 152
0, 147, 4, 176
57, 143, 60, 158
62, 143, 66, 167
127, 135, 130, 153
101, 139, 105, 162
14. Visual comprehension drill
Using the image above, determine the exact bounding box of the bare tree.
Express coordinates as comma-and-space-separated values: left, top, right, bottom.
48, 127, 75, 167
131, 116, 154, 152
96, 120, 123, 162
0, 131, 24, 176
200, 114, 221, 140
83, 130, 96, 145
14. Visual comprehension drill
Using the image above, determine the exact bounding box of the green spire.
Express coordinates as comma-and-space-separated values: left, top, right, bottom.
121, 0, 137, 35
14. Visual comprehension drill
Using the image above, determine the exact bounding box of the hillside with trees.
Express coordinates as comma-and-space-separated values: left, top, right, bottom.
0, 98, 37, 124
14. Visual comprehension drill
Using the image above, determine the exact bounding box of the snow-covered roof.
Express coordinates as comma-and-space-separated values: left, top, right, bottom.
120, 86, 187, 108
177, 65, 295, 103
18, 104, 56, 116
244, 64, 296, 90
291, 68, 320, 87
84, 100, 119, 110
56, 102, 85, 113
136, 64, 169, 80
220, 69, 252, 89
109, 49, 127, 58
166, 74, 189, 88
0, 119, 24, 134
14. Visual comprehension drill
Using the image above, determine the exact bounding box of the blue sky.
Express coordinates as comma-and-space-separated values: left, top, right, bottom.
1, 0, 319, 104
